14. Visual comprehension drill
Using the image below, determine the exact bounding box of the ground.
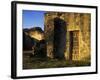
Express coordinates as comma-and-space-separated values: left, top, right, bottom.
23, 53, 90, 69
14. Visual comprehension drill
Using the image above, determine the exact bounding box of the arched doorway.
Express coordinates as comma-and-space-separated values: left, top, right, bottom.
53, 13, 67, 59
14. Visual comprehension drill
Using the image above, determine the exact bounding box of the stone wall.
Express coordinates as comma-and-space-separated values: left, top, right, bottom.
44, 12, 91, 61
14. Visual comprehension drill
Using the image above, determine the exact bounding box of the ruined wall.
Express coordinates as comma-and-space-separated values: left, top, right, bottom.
44, 12, 91, 61
79, 14, 91, 61
44, 12, 55, 58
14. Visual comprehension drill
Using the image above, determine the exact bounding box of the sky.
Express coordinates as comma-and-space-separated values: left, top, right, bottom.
22, 10, 45, 30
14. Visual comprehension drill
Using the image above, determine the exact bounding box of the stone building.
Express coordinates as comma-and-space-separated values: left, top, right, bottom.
44, 12, 91, 61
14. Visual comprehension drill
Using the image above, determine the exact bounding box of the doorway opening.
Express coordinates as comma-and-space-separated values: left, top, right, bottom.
69, 30, 79, 60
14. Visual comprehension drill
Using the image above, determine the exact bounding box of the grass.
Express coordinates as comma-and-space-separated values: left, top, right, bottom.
23, 54, 90, 69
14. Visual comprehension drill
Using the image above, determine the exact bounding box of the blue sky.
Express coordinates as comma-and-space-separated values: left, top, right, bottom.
22, 10, 45, 30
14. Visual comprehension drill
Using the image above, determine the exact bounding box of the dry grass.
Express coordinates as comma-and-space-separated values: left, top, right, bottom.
23, 54, 90, 69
